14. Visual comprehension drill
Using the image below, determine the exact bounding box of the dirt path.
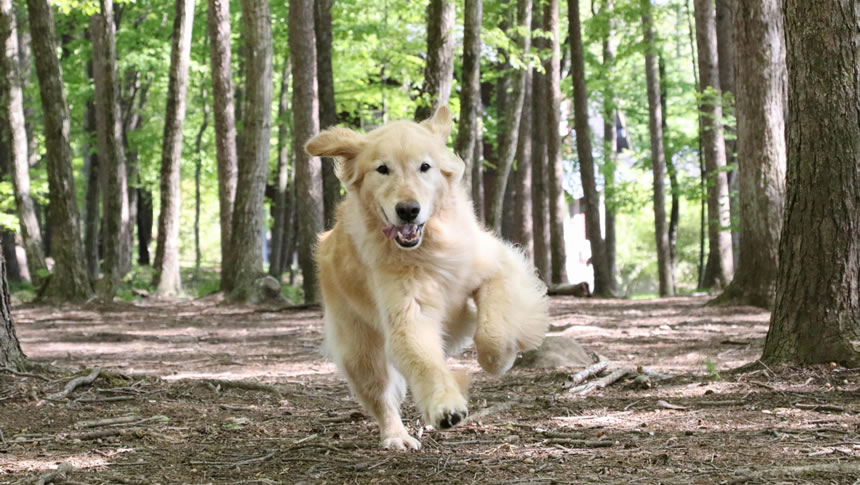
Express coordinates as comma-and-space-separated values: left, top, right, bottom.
1, 296, 858, 484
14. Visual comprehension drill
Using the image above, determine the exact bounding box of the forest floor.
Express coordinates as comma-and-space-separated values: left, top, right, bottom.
1, 295, 858, 484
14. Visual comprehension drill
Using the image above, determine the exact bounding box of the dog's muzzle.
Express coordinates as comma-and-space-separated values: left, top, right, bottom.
383, 223, 425, 249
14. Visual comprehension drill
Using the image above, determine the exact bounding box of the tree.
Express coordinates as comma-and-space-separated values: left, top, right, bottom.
414, 0, 455, 121
290, 0, 322, 303
91, 0, 130, 299
599, 0, 618, 296
512, 69, 533, 257
83, 94, 100, 278
531, 25, 550, 282
715, 0, 738, 258
269, 55, 291, 279
693, 0, 733, 289
761, 0, 859, 366
207, 0, 238, 291
315, 0, 340, 230
26, 0, 91, 300
0, 238, 24, 370
455, 0, 482, 193
152, 0, 194, 296
641, 0, 674, 297
1, 0, 47, 283
486, 0, 532, 233
226, 0, 273, 302
545, 0, 567, 285
714, 0, 785, 309
570, 0, 606, 291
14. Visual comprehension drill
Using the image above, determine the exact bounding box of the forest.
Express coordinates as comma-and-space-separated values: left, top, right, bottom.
0, 0, 858, 483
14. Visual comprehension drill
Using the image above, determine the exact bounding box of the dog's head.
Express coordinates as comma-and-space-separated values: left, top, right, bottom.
305, 106, 465, 250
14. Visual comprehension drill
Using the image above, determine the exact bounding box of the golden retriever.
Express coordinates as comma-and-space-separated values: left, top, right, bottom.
305, 106, 549, 450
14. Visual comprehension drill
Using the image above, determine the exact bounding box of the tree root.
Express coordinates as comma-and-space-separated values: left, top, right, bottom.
46, 368, 101, 400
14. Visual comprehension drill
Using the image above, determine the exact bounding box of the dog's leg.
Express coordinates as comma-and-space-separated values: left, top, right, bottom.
383, 300, 469, 430
327, 315, 420, 450
473, 244, 549, 376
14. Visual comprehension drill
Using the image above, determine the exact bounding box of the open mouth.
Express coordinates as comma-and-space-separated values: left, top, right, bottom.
382, 223, 426, 249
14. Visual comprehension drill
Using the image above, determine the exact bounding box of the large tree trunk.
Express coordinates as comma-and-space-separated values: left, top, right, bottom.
315, 0, 340, 231
91, 0, 130, 299
600, 0, 618, 295
269, 55, 290, 280
714, 0, 786, 309
487, 0, 532, 233
226, 0, 273, 302
415, 0, 455, 121
83, 95, 100, 278
761, 0, 859, 366
207, 0, 238, 290
455, 0, 482, 194
1, 0, 47, 282
194, 89, 209, 275
152, 0, 194, 297
290, 0, 322, 303
0, 231, 21, 283
512, 69, 533, 258
694, 0, 733, 289
570, 0, 606, 290
0, 238, 24, 369
659, 55, 680, 271
27, 0, 91, 301
641, 0, 674, 297
531, 32, 550, 282
715, 0, 739, 261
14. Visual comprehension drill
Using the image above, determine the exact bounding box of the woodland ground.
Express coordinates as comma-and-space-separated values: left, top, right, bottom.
1, 295, 858, 484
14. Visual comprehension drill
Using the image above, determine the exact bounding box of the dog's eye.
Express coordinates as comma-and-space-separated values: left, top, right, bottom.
376, 164, 389, 175
420, 162, 431, 173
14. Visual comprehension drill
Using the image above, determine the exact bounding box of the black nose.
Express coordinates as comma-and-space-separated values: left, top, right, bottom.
395, 200, 421, 222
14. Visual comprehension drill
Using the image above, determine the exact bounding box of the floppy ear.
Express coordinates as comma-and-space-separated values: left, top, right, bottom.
420, 105, 453, 141
305, 127, 367, 186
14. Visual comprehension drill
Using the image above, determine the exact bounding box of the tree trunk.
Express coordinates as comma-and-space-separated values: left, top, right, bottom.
137, 189, 152, 265
512, 69, 533, 258
471, 116, 485, 220
715, 0, 739, 261
531, 32, 550, 282
152, 0, 194, 297
315, 0, 340, 231
83, 95, 100, 278
694, 0, 733, 289
194, 92, 209, 276
415, 0, 455, 120
715, 0, 786, 309
0, 238, 24, 369
291, 0, 322, 303
600, 0, 618, 295
207, 0, 238, 291
0, 231, 21, 283
1, 0, 47, 282
269, 55, 290, 280
761, 0, 859, 367
571, 0, 608, 290
26, 0, 91, 300
455, 0, 482, 194
226, 0, 273, 303
487, 0, 532, 233
641, 0, 674, 297
659, 55, 680, 271
91, 0, 130, 299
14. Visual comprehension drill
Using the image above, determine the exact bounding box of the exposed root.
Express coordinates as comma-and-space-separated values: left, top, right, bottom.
46, 368, 101, 400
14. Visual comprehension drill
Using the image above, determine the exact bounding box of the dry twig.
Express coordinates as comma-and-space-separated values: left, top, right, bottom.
656, 400, 687, 410
570, 368, 634, 395
202, 379, 283, 399
547, 438, 613, 448
76, 415, 138, 428
566, 362, 609, 388
794, 403, 846, 413
2, 366, 50, 381
46, 368, 101, 400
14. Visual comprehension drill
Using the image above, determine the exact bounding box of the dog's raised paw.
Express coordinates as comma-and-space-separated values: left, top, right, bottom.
438, 409, 467, 429
381, 434, 422, 451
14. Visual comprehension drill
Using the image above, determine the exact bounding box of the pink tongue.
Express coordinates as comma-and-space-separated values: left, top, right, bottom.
382, 224, 417, 239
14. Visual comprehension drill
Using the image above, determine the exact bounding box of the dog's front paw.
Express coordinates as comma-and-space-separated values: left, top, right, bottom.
381, 433, 422, 451
424, 393, 468, 430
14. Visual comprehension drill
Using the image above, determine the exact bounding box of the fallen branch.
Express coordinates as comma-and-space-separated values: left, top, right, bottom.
698, 400, 743, 407
566, 362, 609, 388
730, 463, 860, 484
75, 396, 135, 403
65, 429, 122, 441
76, 416, 138, 428
636, 366, 671, 380
35, 462, 73, 485
570, 368, 634, 396
794, 403, 845, 413
46, 368, 101, 400
656, 400, 687, 410
547, 438, 613, 448
202, 379, 283, 399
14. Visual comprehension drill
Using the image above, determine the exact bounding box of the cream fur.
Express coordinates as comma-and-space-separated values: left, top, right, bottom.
307, 107, 549, 451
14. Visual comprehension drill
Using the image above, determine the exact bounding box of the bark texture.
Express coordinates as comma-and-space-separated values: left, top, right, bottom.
27, 0, 92, 301
715, 0, 739, 260
487, 0, 532, 233
91, 0, 130, 299
152, 0, 194, 296
0, 0, 47, 282
570, 0, 605, 291
531, 31, 550, 282
715, 0, 786, 309
761, 0, 859, 366
455, 0, 482, 193
415, 0, 455, 121
641, 0, 674, 297
601, 0, 618, 295
512, 69, 533, 258
207, 0, 238, 290
0, 238, 24, 369
227, 0, 273, 302
269, 55, 291, 279
315, 0, 340, 231
545, 0, 567, 284
290, 0, 322, 303
694, 0, 733, 289
83, 95, 100, 278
